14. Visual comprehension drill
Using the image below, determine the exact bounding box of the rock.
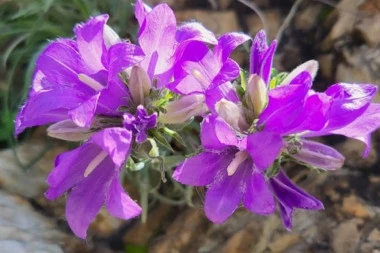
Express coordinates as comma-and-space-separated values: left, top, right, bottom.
368, 228, 380, 242
294, 4, 323, 31
332, 219, 363, 253
149, 208, 209, 253
317, 54, 334, 81
335, 138, 377, 169
123, 204, 174, 245
218, 0, 232, 10
268, 233, 301, 253
245, 9, 281, 40
322, 0, 362, 49
144, 0, 187, 10
0, 190, 89, 253
218, 220, 261, 253
355, 15, 380, 47
175, 10, 240, 35
342, 195, 374, 219
0, 140, 65, 199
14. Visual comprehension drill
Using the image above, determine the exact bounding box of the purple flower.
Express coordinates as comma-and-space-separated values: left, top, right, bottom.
45, 128, 141, 239
123, 105, 157, 143
269, 170, 323, 229
159, 33, 250, 124
15, 14, 144, 134
173, 115, 281, 223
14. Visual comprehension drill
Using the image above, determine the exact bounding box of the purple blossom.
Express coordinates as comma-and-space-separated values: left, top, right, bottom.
159, 33, 250, 124
45, 128, 140, 239
123, 105, 157, 143
173, 115, 281, 223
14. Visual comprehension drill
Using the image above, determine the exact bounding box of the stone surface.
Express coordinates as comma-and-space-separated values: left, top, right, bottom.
175, 10, 240, 35
332, 219, 363, 253
0, 190, 89, 253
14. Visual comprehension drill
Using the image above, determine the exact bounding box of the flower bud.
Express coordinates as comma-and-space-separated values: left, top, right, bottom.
128, 65, 152, 106
103, 24, 121, 49
290, 139, 344, 170
215, 98, 250, 132
246, 74, 268, 117
280, 60, 318, 85
47, 120, 93, 141
159, 94, 208, 124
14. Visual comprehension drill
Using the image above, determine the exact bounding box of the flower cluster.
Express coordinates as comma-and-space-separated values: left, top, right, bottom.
15, 0, 380, 238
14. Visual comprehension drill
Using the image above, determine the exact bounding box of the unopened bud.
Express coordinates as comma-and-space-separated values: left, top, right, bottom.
159, 94, 208, 124
215, 98, 250, 132
128, 65, 152, 106
290, 139, 344, 170
246, 74, 268, 117
280, 60, 319, 85
103, 24, 121, 49
47, 120, 93, 141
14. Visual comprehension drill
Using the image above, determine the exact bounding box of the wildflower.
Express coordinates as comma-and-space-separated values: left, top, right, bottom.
159, 33, 250, 123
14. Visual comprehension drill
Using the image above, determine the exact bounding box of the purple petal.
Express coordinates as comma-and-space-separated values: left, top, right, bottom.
45, 143, 101, 200
324, 83, 377, 130
250, 30, 277, 84
91, 127, 132, 168
243, 172, 275, 215
201, 115, 238, 150
134, 0, 152, 27
106, 176, 141, 219
15, 88, 85, 135
291, 139, 344, 170
329, 103, 380, 157
74, 15, 109, 73
258, 72, 312, 134
176, 22, 217, 44
138, 3, 177, 77
211, 59, 240, 88
270, 170, 324, 230
68, 94, 99, 128
214, 32, 251, 62
173, 150, 235, 186
246, 131, 283, 170
107, 42, 145, 80
204, 165, 246, 223
205, 81, 239, 113
66, 156, 115, 239
167, 74, 205, 95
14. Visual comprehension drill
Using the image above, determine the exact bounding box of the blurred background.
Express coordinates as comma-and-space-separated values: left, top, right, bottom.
1, 0, 380, 252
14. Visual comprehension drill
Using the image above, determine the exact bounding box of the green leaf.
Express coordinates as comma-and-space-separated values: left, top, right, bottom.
125, 243, 148, 253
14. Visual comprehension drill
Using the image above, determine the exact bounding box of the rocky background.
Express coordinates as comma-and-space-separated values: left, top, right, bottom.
2, 0, 380, 252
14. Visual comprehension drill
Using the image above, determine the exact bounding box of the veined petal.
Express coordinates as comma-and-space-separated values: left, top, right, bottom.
176, 22, 217, 45
91, 127, 132, 168
290, 139, 344, 170
45, 142, 102, 200
214, 32, 251, 62
324, 83, 377, 130
211, 59, 240, 88
106, 176, 141, 219
243, 172, 275, 215
173, 150, 235, 186
66, 156, 115, 239
246, 132, 283, 170
47, 120, 92, 141
15, 87, 86, 135
135, 0, 152, 26
204, 165, 246, 223
138, 3, 177, 77
74, 14, 109, 73
68, 93, 99, 128
201, 115, 238, 150
270, 170, 324, 230
107, 42, 145, 80
329, 103, 380, 157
